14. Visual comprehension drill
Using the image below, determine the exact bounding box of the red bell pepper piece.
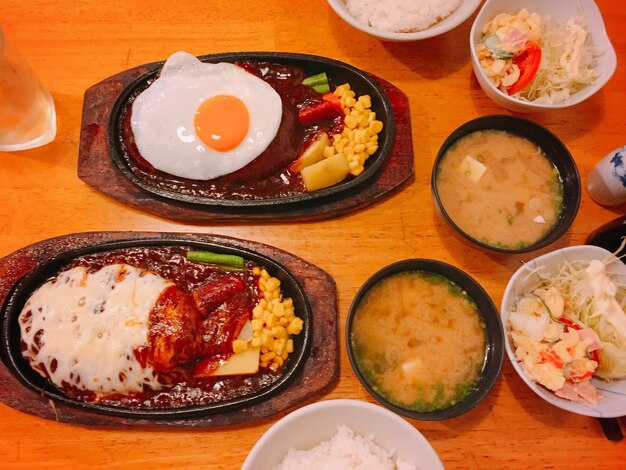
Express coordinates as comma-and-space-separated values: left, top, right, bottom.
558, 317, 601, 366
507, 41, 542, 95
558, 317, 580, 331
298, 99, 343, 125
322, 92, 343, 112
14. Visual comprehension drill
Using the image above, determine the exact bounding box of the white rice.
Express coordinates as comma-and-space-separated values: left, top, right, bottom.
274, 425, 419, 470
345, 0, 461, 33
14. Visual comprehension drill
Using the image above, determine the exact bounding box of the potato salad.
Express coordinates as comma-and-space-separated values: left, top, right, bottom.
508, 257, 626, 404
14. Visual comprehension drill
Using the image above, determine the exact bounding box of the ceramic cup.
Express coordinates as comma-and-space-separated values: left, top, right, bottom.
586, 146, 626, 206
0, 26, 56, 151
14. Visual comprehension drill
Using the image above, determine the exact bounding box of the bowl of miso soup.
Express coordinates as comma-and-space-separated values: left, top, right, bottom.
347, 259, 504, 420
432, 115, 581, 253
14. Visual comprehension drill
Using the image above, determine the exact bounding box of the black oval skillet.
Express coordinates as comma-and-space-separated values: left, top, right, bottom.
108, 52, 395, 208
0, 238, 311, 419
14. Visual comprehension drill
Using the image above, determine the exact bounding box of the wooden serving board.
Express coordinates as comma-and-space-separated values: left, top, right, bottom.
78, 69, 414, 224
0, 232, 339, 427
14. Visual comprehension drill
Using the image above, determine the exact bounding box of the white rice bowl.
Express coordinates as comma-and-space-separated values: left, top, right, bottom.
242, 399, 443, 470
345, 0, 460, 33
327, 0, 482, 41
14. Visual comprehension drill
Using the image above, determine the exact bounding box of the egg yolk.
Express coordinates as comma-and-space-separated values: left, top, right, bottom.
194, 95, 249, 152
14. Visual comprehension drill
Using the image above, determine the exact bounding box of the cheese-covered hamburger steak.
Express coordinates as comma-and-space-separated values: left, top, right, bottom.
19, 264, 203, 396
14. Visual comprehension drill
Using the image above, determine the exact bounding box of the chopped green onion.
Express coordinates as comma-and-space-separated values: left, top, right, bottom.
302, 72, 328, 87
187, 250, 244, 268
312, 83, 330, 94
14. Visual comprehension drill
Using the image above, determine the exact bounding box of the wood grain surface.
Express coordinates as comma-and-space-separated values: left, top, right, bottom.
1, 1, 625, 468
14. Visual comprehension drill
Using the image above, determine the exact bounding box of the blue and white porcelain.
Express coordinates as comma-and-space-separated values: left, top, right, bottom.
587, 145, 626, 206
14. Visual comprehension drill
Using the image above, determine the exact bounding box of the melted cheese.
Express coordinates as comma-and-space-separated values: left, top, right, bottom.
19, 264, 173, 395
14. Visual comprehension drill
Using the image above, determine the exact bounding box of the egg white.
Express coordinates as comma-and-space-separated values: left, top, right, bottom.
131, 51, 282, 180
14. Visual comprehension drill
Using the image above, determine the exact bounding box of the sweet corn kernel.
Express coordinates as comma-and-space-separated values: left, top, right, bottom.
261, 351, 276, 362
287, 317, 304, 335
273, 303, 285, 317
250, 318, 264, 331
251, 337, 262, 348
370, 120, 383, 133
358, 95, 371, 108
252, 267, 261, 275
287, 339, 294, 353
323, 146, 335, 158
252, 305, 264, 319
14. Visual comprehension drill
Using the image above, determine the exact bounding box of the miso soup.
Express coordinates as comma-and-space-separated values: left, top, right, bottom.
351, 271, 486, 411
436, 130, 564, 249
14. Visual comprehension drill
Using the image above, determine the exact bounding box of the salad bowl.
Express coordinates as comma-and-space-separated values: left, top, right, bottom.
470, 0, 617, 112
501, 245, 626, 418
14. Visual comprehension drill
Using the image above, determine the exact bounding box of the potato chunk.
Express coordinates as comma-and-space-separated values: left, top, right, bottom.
301, 153, 350, 192
290, 132, 330, 174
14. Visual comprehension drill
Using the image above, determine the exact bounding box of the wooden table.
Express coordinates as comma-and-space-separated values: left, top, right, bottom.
1, 1, 624, 468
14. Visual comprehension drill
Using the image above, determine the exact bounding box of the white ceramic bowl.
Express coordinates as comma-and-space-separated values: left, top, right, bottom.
501, 245, 626, 418
242, 399, 444, 469
470, 0, 617, 112
327, 0, 482, 42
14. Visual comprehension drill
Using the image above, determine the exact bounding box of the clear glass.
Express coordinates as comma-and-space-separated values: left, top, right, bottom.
0, 26, 56, 151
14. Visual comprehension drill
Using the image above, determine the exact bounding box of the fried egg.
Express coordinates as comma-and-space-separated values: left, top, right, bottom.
131, 51, 282, 180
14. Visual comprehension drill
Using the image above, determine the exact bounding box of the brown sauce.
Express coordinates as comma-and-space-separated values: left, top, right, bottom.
118, 61, 345, 200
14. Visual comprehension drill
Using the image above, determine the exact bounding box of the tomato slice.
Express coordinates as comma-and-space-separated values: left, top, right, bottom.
507, 42, 542, 95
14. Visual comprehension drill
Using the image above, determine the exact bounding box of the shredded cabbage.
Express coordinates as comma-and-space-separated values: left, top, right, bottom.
522, 243, 626, 380
517, 17, 598, 104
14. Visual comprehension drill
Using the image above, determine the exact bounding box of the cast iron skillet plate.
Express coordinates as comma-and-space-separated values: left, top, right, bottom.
0, 238, 312, 420
108, 52, 395, 208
